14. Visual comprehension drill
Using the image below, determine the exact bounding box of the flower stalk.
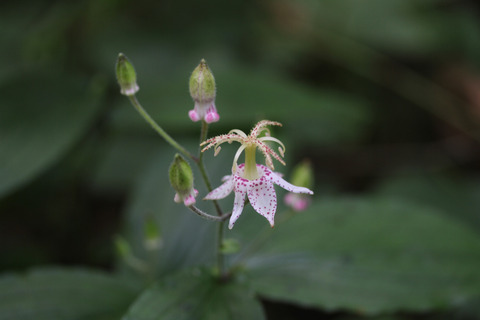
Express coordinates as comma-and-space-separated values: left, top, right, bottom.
128, 95, 196, 162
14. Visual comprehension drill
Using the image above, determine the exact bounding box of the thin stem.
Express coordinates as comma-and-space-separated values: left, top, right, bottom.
187, 205, 230, 222
128, 95, 197, 161
217, 221, 225, 275
197, 120, 227, 276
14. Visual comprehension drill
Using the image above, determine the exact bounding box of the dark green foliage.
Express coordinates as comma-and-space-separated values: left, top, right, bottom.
1, 0, 480, 319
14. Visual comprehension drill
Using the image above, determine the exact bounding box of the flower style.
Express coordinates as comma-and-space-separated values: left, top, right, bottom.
201, 120, 313, 229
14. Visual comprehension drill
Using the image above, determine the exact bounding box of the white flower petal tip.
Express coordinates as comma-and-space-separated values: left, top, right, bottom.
204, 177, 234, 200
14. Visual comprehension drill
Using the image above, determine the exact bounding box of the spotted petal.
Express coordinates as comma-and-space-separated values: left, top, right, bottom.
204, 177, 234, 200
247, 177, 277, 227
229, 183, 247, 229
268, 167, 314, 195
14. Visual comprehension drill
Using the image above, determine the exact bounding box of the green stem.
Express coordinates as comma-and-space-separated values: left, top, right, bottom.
197, 120, 226, 276
217, 220, 225, 275
188, 205, 230, 221
128, 95, 196, 161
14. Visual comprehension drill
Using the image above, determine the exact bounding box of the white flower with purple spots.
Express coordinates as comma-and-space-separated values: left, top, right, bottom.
201, 120, 313, 229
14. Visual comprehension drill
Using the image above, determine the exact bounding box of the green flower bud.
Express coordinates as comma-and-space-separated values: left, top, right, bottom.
189, 59, 216, 103
144, 216, 162, 251
114, 235, 131, 259
169, 154, 198, 206
116, 53, 139, 96
284, 160, 314, 212
290, 160, 313, 189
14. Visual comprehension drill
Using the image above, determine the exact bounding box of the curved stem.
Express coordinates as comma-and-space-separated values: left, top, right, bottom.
128, 95, 197, 161
188, 205, 230, 222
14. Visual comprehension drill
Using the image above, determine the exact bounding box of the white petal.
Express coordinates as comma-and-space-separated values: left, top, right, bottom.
229, 190, 246, 229
204, 177, 234, 200
174, 193, 181, 203
267, 168, 314, 195
247, 177, 277, 227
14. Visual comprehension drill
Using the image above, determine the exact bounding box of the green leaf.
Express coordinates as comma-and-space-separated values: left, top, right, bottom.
0, 268, 142, 320
0, 73, 102, 197
236, 198, 480, 314
373, 172, 480, 232
122, 269, 265, 320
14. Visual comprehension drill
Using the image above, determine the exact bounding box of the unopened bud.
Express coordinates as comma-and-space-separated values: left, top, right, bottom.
190, 59, 216, 103
188, 59, 219, 123
290, 160, 313, 189
144, 216, 162, 251
169, 154, 198, 206
284, 160, 314, 212
116, 53, 139, 96
114, 235, 131, 259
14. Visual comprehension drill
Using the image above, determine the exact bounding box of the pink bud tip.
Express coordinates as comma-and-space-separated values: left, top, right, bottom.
285, 193, 310, 212
189, 110, 200, 122
205, 111, 220, 123
293, 198, 309, 211
184, 195, 196, 206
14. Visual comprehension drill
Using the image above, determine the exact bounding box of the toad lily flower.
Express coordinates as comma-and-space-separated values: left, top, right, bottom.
201, 120, 313, 229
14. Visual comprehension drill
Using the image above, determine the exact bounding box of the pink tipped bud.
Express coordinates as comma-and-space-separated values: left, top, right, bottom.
188, 59, 219, 123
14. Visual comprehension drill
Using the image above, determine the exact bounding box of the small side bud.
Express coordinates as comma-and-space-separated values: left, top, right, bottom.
116, 53, 139, 96
169, 154, 198, 206
290, 159, 313, 189
284, 160, 314, 212
114, 235, 131, 259
188, 59, 219, 123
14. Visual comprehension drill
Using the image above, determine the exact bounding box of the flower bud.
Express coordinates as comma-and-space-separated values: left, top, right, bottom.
169, 154, 198, 206
116, 53, 139, 96
290, 160, 313, 189
284, 160, 314, 212
144, 216, 162, 251
188, 59, 219, 123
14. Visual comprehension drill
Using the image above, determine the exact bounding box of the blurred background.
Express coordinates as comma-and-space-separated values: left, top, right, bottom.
1, 0, 480, 318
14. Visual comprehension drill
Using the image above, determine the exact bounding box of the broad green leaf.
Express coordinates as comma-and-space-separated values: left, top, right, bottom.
233, 198, 480, 314
0, 268, 141, 320
0, 73, 102, 197
373, 173, 480, 232
122, 269, 265, 320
